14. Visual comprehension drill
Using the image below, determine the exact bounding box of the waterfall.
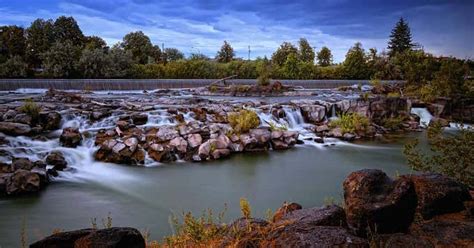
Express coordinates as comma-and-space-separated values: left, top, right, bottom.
282, 106, 305, 129
410, 107, 433, 128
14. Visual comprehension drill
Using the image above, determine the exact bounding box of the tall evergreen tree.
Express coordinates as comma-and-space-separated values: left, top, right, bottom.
298, 38, 315, 63
388, 17, 414, 56
343, 42, 369, 79
216, 41, 235, 63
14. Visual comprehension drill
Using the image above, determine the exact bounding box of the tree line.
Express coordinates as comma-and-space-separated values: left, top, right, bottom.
0, 16, 472, 98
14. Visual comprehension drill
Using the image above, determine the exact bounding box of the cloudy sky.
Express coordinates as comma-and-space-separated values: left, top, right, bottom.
0, 0, 473, 62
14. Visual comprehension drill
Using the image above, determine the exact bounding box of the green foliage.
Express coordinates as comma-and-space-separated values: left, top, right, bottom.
216, 40, 235, 63
257, 60, 271, 86
403, 124, 474, 187
53, 16, 85, 47
297, 38, 315, 63
25, 19, 55, 68
0, 25, 26, 62
84, 36, 107, 51
381, 116, 405, 130
317, 46, 333, 67
343, 42, 369, 79
267, 121, 288, 131
164, 47, 184, 62
41, 41, 80, 78
0, 56, 29, 78
271, 42, 298, 66
19, 99, 40, 120
77, 48, 110, 78
228, 109, 260, 134
122, 31, 159, 64
239, 198, 252, 219
388, 18, 414, 57
329, 113, 370, 134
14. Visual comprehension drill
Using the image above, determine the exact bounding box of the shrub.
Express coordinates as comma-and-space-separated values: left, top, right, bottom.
228, 109, 260, 134
381, 116, 405, 130
403, 123, 474, 187
329, 113, 370, 134
240, 198, 252, 219
19, 99, 41, 120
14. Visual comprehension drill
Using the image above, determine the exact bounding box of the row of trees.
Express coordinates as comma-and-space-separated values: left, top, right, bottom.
0, 17, 472, 94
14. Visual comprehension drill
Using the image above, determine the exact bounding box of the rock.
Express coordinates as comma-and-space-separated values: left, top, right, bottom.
14, 113, 33, 125
406, 173, 471, 219
169, 136, 188, 154
374, 233, 434, 248
328, 127, 343, 138
198, 139, 214, 159
148, 144, 176, 163
343, 133, 356, 141
300, 105, 326, 123
156, 126, 179, 141
3, 109, 17, 120
124, 137, 139, 153
30, 227, 145, 248
211, 148, 230, 159
215, 134, 231, 149
116, 120, 132, 130
95, 139, 145, 165
0, 122, 31, 136
239, 134, 259, 151
46, 151, 68, 171
250, 128, 271, 144
11, 157, 34, 171
187, 133, 202, 148
60, 127, 82, 148
277, 205, 347, 228
316, 125, 329, 133
429, 117, 450, 127
343, 169, 417, 236
131, 114, 148, 125
264, 225, 368, 248
273, 202, 303, 222
5, 169, 41, 195
39, 112, 61, 130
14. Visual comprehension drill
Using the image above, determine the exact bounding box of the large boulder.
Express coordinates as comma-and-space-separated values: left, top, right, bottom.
0, 122, 31, 136
272, 202, 303, 222
45, 151, 68, 171
300, 105, 326, 123
343, 169, 417, 236
156, 126, 179, 142
39, 111, 61, 130
147, 143, 176, 163
187, 133, 202, 148
11, 157, 34, 171
30, 227, 145, 248
5, 169, 41, 195
60, 127, 82, 148
406, 173, 471, 219
95, 139, 145, 165
276, 205, 347, 228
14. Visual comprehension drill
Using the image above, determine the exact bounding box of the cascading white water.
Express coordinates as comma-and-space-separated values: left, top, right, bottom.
410, 107, 433, 128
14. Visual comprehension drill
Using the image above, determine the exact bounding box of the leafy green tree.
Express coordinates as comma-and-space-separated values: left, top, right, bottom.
164, 48, 184, 62
0, 26, 26, 62
388, 17, 414, 57
216, 41, 235, 63
84, 36, 108, 51
431, 58, 467, 97
298, 38, 314, 63
0, 56, 29, 78
282, 53, 300, 79
53, 16, 85, 47
189, 53, 209, 61
404, 123, 473, 187
77, 48, 109, 78
121, 31, 156, 64
105, 44, 134, 78
271, 42, 298, 66
316, 46, 332, 67
25, 19, 55, 68
41, 41, 80, 78
343, 42, 369, 79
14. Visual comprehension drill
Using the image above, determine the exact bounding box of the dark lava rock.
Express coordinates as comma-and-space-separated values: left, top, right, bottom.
59, 127, 82, 148
11, 157, 34, 171
5, 169, 41, 195
45, 151, 68, 171
0, 122, 31, 136
273, 202, 303, 222
343, 169, 417, 236
405, 173, 472, 220
277, 205, 347, 228
30, 227, 145, 248
39, 111, 62, 130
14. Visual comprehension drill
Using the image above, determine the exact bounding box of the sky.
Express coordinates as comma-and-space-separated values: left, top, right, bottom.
0, 0, 473, 62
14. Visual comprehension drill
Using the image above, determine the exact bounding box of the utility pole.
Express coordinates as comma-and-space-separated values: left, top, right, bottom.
248, 45, 251, 61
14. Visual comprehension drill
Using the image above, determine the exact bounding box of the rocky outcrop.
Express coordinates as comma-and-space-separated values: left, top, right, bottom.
0, 122, 31, 136
95, 138, 145, 165
30, 227, 145, 248
60, 127, 82, 148
343, 169, 417, 236
46, 151, 68, 171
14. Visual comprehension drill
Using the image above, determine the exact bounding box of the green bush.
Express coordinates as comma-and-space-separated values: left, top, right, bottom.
381, 116, 405, 130
19, 99, 41, 120
404, 123, 474, 187
329, 113, 370, 134
228, 109, 260, 134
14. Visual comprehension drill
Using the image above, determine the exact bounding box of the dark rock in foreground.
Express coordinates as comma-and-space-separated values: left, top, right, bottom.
30, 227, 145, 248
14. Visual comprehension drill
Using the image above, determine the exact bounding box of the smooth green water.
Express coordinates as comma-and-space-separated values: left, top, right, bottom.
0, 134, 420, 247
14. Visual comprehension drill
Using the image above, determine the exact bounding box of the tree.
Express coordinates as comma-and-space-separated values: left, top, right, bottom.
431, 58, 467, 97
343, 42, 369, 79
282, 53, 300, 79
41, 41, 79, 78
388, 17, 414, 57
121, 31, 156, 64
0, 26, 26, 62
0, 56, 29, 78
216, 41, 235, 63
189, 53, 209, 61
164, 48, 184, 62
316, 46, 333, 67
271, 42, 298, 66
77, 48, 109, 78
25, 19, 55, 68
105, 44, 133, 78
84, 36, 108, 51
298, 38, 314, 63
53, 16, 85, 47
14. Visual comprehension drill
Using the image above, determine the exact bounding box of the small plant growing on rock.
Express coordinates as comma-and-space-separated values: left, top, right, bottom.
267, 121, 288, 131
329, 113, 370, 134
240, 198, 252, 219
19, 98, 41, 120
228, 109, 260, 134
